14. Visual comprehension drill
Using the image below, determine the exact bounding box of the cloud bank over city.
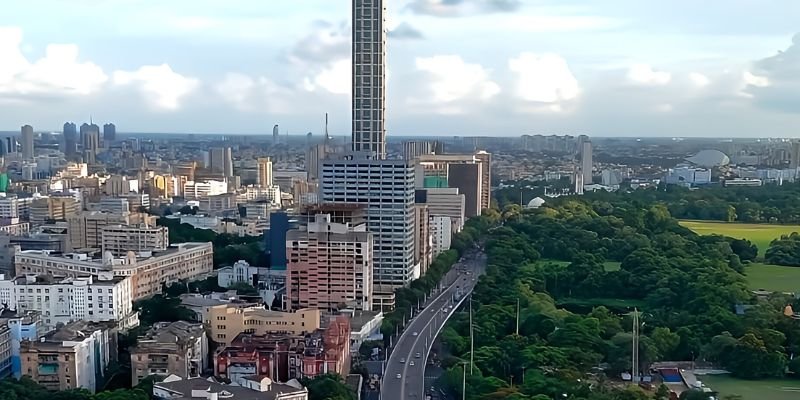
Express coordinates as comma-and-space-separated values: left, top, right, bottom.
0, 0, 798, 136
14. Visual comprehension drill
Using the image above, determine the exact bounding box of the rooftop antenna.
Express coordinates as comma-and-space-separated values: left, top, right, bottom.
325, 113, 330, 142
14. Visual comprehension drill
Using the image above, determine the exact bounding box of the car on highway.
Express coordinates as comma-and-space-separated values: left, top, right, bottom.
396, 373, 402, 379
410, 360, 415, 366
400, 358, 406, 364
415, 352, 421, 358
413, 331, 418, 336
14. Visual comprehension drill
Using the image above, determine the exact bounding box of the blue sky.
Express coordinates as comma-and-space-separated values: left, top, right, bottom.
0, 0, 798, 137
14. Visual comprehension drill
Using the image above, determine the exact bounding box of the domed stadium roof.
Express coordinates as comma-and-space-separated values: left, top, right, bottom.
526, 197, 545, 209
686, 149, 730, 168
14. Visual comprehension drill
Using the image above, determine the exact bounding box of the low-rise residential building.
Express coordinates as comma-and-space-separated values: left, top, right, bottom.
0, 218, 30, 236
101, 224, 169, 255
0, 309, 42, 378
286, 214, 373, 312
20, 320, 117, 393
130, 321, 207, 386
153, 375, 308, 400
29, 196, 80, 225
0, 324, 11, 378
179, 293, 260, 324
0, 273, 137, 332
14, 242, 213, 300
67, 211, 156, 250
208, 305, 320, 346
430, 216, 453, 256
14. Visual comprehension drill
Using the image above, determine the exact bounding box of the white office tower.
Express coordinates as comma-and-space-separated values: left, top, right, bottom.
320, 152, 417, 311
352, 0, 387, 159
580, 139, 593, 184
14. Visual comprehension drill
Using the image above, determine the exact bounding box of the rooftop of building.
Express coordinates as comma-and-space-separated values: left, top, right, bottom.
346, 310, 382, 332
17, 241, 211, 262
22, 320, 116, 350
2, 273, 125, 286
134, 321, 205, 351
155, 375, 306, 400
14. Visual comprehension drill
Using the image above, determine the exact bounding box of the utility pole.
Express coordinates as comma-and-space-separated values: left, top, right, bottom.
469, 295, 474, 375
631, 308, 639, 383
462, 363, 467, 400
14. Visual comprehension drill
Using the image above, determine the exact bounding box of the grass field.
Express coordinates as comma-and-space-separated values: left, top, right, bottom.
701, 374, 800, 400
744, 263, 800, 292
679, 220, 800, 257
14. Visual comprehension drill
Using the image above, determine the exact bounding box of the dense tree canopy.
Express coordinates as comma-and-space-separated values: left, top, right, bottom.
440, 198, 800, 400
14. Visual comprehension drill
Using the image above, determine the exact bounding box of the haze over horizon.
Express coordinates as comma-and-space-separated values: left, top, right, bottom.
1, 0, 799, 137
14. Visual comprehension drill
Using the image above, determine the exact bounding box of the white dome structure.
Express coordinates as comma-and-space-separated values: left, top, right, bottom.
686, 149, 730, 168
526, 197, 545, 209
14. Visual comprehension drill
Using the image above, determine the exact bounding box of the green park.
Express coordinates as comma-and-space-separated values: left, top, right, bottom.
680, 220, 800, 292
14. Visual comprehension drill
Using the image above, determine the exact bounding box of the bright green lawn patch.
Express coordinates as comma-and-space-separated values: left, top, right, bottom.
745, 263, 800, 292
679, 220, 800, 257
603, 261, 621, 272
701, 374, 800, 400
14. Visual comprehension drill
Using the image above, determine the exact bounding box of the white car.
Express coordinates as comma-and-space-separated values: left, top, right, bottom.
396, 373, 402, 379
412, 331, 418, 336
410, 360, 415, 366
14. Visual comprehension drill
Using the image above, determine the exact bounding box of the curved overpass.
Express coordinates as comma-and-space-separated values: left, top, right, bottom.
381, 249, 486, 400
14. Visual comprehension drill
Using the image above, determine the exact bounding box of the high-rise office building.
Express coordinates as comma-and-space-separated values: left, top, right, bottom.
474, 151, 492, 211
319, 153, 417, 311
5, 137, 16, 155
352, 0, 387, 159
63, 122, 77, 158
20, 125, 34, 160
80, 123, 100, 164
273, 124, 279, 144
448, 163, 482, 218
257, 157, 273, 187
209, 147, 234, 177
581, 139, 593, 184
103, 123, 116, 143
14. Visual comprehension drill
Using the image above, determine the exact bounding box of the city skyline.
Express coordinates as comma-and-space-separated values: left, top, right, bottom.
1, 1, 799, 137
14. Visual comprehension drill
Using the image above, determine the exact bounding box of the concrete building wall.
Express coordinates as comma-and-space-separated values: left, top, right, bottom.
448, 163, 482, 218
208, 305, 321, 346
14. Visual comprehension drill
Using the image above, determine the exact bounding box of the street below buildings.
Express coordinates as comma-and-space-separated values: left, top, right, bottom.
380, 247, 486, 400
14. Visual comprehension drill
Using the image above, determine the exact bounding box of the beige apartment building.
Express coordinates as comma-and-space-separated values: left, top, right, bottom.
286, 214, 373, 312
130, 321, 207, 386
68, 211, 156, 250
101, 224, 169, 255
208, 304, 320, 345
15, 242, 213, 300
20, 320, 117, 393
29, 196, 80, 225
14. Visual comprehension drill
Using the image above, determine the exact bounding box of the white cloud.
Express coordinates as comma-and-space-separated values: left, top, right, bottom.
627, 63, 671, 86
502, 15, 623, 33
742, 71, 769, 87
655, 103, 673, 112
688, 72, 710, 87
0, 26, 107, 96
412, 55, 500, 114
310, 59, 351, 95
508, 52, 580, 108
113, 64, 199, 110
